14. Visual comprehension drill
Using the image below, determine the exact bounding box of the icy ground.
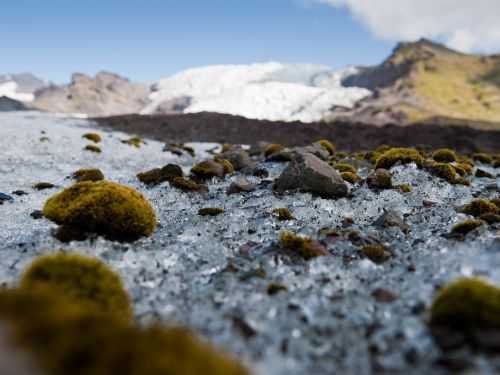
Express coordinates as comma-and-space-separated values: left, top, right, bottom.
0, 112, 499, 374
142, 62, 371, 122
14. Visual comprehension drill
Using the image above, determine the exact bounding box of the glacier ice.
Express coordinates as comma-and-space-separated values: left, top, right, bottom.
142, 62, 371, 122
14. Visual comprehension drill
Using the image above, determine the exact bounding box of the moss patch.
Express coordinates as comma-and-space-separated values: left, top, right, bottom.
121, 136, 145, 148
334, 163, 357, 174
451, 219, 485, 235
460, 199, 499, 217
361, 245, 391, 264
171, 177, 208, 193
137, 164, 183, 186
72, 168, 105, 182
341, 172, 361, 184
279, 231, 328, 260
375, 148, 424, 169
432, 148, 457, 163
316, 139, 335, 155
82, 133, 102, 143
84, 144, 101, 153
34, 182, 55, 190
428, 162, 457, 183
43, 181, 157, 242
473, 153, 493, 164
272, 208, 295, 221
263, 144, 284, 158
198, 207, 225, 216
20, 253, 132, 321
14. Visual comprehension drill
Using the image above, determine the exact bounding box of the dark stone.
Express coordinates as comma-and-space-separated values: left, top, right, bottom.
274, 153, 348, 199
30, 210, 44, 219
227, 179, 257, 195
373, 210, 410, 233
0, 192, 14, 204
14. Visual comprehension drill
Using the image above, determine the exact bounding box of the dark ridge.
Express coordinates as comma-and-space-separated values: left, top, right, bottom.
93, 112, 500, 154
0, 96, 30, 112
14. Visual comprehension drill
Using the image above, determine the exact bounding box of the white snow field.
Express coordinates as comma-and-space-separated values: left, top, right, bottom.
142, 62, 371, 122
0, 81, 34, 102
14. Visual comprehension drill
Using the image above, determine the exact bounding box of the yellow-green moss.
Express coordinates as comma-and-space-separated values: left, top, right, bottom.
460, 199, 499, 217
455, 161, 474, 174
430, 278, 500, 331
82, 133, 102, 143
316, 139, 335, 155
473, 153, 493, 164
43, 181, 157, 242
279, 231, 328, 260
72, 168, 105, 182
432, 148, 457, 163
334, 163, 357, 174
375, 148, 424, 169
428, 162, 457, 183
367, 169, 393, 189
198, 207, 225, 216
451, 219, 485, 235
214, 158, 235, 174
398, 184, 412, 193
39, 136, 50, 142
191, 160, 226, 179
263, 144, 284, 158
267, 283, 288, 295
84, 144, 101, 153
20, 253, 132, 320
171, 177, 208, 193
137, 164, 183, 186
0, 288, 249, 375
121, 136, 145, 148
492, 198, 500, 209
334, 151, 349, 159
364, 151, 382, 164
361, 245, 391, 264
375, 144, 392, 154
480, 213, 500, 224
272, 208, 295, 221
452, 164, 467, 176
340, 172, 361, 184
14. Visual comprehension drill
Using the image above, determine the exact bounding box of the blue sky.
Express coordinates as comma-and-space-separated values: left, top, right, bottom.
0, 0, 394, 83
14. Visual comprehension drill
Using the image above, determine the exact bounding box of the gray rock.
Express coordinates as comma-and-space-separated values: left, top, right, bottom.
295, 143, 330, 161
373, 210, 410, 233
367, 169, 393, 189
0, 192, 13, 203
227, 179, 257, 195
274, 153, 348, 198
219, 150, 256, 172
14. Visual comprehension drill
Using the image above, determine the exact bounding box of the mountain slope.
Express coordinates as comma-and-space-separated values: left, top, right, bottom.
32, 71, 149, 117
335, 39, 500, 128
0, 73, 46, 102
142, 62, 371, 122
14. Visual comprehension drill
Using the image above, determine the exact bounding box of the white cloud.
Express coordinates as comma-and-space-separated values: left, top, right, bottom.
318, 0, 500, 52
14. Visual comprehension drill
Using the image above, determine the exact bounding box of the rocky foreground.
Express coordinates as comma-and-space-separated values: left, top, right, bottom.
0, 111, 499, 374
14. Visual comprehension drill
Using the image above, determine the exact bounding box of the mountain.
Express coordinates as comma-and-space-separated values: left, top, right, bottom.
32, 71, 150, 117
0, 96, 30, 112
333, 39, 500, 128
142, 62, 371, 122
0, 73, 47, 102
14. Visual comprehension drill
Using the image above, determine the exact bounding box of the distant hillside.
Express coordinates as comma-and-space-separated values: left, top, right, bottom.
334, 39, 500, 129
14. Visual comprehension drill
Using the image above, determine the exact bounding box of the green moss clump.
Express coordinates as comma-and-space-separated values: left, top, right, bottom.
214, 158, 235, 174
171, 177, 208, 193
361, 245, 391, 264
84, 144, 101, 153
267, 283, 288, 295
263, 143, 284, 158
72, 168, 105, 182
375, 144, 391, 154
452, 164, 467, 176
430, 278, 500, 333
191, 160, 226, 179
460, 199, 499, 217
367, 169, 393, 189
316, 139, 335, 155
475, 169, 494, 178
375, 148, 424, 169
450, 220, 485, 235
491, 198, 500, 209
334, 163, 357, 174
398, 184, 412, 193
272, 208, 295, 221
0, 288, 249, 375
121, 136, 145, 148
473, 153, 493, 164
20, 253, 132, 320
480, 213, 500, 224
432, 148, 457, 163
428, 162, 457, 183
43, 181, 157, 242
340, 172, 361, 184
39, 136, 50, 142
198, 207, 225, 216
82, 133, 102, 143
33, 182, 55, 190
137, 164, 183, 186
279, 231, 328, 260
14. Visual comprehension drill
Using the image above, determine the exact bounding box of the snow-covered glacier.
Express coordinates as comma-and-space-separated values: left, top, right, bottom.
142, 62, 371, 122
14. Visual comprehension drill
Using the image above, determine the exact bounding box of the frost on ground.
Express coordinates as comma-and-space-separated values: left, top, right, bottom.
0, 112, 499, 374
